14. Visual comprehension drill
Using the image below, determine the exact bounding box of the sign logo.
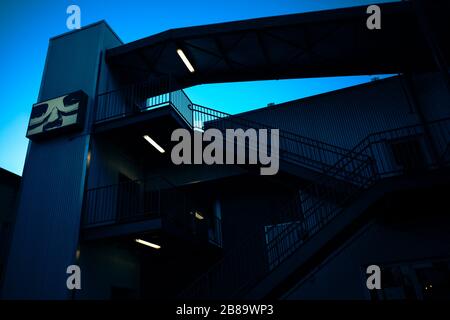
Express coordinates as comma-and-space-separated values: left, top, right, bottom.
27, 90, 88, 140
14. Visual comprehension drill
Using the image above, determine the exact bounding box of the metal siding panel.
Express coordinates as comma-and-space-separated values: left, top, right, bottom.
2, 23, 121, 299
239, 76, 421, 149
3, 137, 88, 298
413, 72, 450, 121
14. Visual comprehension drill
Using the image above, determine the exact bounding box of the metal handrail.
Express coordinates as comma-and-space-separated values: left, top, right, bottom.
92, 77, 450, 297
82, 176, 223, 247
190, 104, 371, 183
191, 104, 361, 157
83, 178, 168, 227
94, 80, 372, 184
178, 158, 376, 299
94, 76, 195, 126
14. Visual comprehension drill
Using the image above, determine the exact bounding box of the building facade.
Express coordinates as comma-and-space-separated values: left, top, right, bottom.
0, 168, 21, 290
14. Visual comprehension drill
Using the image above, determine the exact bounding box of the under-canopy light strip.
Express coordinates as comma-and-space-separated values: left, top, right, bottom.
194, 212, 204, 220
135, 239, 161, 249
143, 135, 165, 153
177, 49, 195, 73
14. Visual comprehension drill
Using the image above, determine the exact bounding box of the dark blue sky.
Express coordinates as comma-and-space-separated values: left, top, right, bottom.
0, 0, 395, 175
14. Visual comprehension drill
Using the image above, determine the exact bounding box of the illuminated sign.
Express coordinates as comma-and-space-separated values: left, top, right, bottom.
26, 90, 87, 140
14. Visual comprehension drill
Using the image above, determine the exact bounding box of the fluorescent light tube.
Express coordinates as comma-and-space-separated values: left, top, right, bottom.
177, 49, 195, 73
135, 239, 161, 249
194, 211, 204, 220
143, 135, 165, 153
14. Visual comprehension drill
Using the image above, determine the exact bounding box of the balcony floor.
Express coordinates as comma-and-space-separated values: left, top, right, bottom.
82, 217, 162, 241
93, 104, 191, 134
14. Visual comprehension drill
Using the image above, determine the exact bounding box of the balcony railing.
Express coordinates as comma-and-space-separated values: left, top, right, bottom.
94, 80, 370, 185
95, 79, 193, 127
82, 176, 223, 246
83, 177, 172, 227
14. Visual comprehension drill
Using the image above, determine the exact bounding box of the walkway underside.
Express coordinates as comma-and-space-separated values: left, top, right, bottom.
106, 1, 449, 87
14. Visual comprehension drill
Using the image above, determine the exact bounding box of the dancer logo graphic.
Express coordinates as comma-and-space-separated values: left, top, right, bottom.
26, 90, 87, 140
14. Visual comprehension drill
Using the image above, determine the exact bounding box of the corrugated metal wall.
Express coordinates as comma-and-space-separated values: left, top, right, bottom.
234, 75, 444, 150
412, 72, 450, 121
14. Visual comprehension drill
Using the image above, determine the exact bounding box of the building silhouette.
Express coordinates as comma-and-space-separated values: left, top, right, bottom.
0, 168, 20, 289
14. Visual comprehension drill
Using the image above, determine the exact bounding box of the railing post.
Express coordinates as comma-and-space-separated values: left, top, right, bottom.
191, 104, 194, 128
142, 179, 145, 217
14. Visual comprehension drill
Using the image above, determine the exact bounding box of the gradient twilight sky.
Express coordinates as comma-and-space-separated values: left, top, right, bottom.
0, 0, 395, 175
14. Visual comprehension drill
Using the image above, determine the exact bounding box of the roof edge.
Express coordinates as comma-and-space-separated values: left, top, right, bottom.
230, 74, 400, 119
49, 20, 123, 44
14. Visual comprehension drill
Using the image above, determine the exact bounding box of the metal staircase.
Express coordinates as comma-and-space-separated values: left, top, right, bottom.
178, 116, 450, 299
191, 104, 371, 185
94, 79, 371, 185
91, 80, 450, 299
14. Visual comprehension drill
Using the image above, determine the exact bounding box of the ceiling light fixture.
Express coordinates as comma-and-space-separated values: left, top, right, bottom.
193, 211, 204, 220
143, 135, 165, 153
177, 49, 195, 73
135, 239, 161, 249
